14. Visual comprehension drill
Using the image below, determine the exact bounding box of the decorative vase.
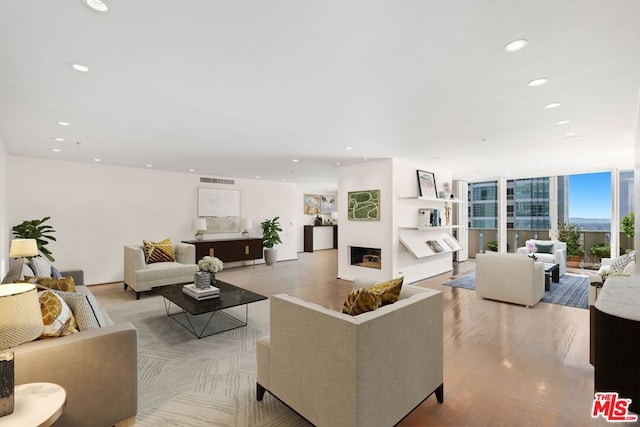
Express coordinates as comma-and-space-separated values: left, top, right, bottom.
210, 273, 216, 285
194, 271, 211, 289
0, 351, 14, 417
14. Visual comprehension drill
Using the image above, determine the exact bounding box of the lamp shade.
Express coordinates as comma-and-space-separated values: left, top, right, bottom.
330, 212, 339, 220
8, 239, 38, 258
192, 218, 207, 232
0, 284, 44, 350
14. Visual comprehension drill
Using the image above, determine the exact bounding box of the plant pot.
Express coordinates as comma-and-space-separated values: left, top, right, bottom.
567, 255, 582, 268
264, 248, 278, 266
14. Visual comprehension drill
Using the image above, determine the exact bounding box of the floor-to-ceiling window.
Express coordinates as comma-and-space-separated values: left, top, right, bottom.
619, 169, 635, 252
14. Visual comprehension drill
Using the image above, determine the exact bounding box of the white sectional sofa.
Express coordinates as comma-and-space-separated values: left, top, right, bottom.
256, 284, 443, 427
124, 243, 198, 299
476, 252, 545, 307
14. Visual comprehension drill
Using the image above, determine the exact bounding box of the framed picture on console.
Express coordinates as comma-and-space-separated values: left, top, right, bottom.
416, 170, 437, 198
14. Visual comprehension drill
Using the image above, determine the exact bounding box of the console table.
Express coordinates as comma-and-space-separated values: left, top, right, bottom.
592, 276, 640, 414
303, 225, 338, 252
182, 238, 263, 263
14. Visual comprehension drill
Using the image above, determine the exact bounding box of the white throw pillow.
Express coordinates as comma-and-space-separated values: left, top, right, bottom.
29, 256, 52, 278
610, 254, 632, 273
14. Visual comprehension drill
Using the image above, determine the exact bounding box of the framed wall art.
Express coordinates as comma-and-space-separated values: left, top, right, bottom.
197, 187, 241, 233
416, 170, 437, 199
304, 194, 322, 215
348, 189, 380, 221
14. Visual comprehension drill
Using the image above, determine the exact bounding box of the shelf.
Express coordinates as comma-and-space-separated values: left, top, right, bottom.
398, 226, 452, 231
399, 233, 463, 259
397, 196, 464, 203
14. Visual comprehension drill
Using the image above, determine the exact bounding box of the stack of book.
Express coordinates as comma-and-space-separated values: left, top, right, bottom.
182, 284, 220, 300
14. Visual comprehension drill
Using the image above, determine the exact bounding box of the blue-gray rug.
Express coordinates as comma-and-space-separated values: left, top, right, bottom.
443, 272, 589, 309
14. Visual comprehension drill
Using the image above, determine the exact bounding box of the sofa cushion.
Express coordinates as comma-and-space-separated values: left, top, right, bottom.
29, 256, 53, 278
38, 289, 79, 337
534, 242, 555, 254
143, 238, 176, 264
369, 277, 404, 305
54, 289, 107, 331
609, 254, 632, 273
25, 276, 77, 292
342, 287, 381, 316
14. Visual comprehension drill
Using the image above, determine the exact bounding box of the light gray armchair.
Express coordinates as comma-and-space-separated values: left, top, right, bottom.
124, 243, 198, 299
256, 285, 443, 427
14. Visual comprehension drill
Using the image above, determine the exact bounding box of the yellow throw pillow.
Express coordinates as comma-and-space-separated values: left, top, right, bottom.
143, 238, 175, 264
369, 277, 404, 305
342, 288, 381, 316
38, 290, 78, 338
26, 276, 77, 292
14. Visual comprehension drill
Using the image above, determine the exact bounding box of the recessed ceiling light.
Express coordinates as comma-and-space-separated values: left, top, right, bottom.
53, 137, 64, 142
93, 158, 101, 162
255, 176, 261, 179
57, 121, 70, 126
52, 148, 61, 152
189, 169, 195, 172
292, 159, 299, 162
528, 78, 548, 87
146, 164, 152, 168
545, 102, 561, 109
82, 0, 109, 12
363, 157, 368, 160
345, 146, 353, 151
557, 120, 571, 125
281, 178, 286, 182
504, 39, 528, 53
70, 63, 90, 72
565, 132, 579, 138
336, 162, 341, 166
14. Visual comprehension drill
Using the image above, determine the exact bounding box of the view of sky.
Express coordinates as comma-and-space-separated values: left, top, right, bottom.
568, 172, 611, 219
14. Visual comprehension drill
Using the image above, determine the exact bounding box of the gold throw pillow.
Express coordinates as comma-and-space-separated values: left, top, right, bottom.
342, 288, 381, 316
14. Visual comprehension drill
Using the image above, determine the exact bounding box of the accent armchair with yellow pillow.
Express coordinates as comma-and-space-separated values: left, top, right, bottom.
256, 282, 443, 426
124, 239, 198, 299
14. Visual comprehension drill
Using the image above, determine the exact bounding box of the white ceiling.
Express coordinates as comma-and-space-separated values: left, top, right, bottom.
1, 1, 639, 189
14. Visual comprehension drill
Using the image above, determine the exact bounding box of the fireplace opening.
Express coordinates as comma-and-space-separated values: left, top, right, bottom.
350, 246, 382, 269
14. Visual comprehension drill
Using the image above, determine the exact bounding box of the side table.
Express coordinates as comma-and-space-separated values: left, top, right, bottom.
0, 382, 66, 427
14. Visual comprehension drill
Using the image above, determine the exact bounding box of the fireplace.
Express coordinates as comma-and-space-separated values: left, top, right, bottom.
350, 246, 382, 269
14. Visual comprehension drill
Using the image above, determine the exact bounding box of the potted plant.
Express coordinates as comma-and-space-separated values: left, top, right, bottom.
622, 212, 635, 251
12, 216, 57, 262
558, 222, 584, 267
261, 216, 282, 266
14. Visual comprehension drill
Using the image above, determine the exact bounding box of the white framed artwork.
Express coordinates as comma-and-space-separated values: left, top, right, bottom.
197, 187, 241, 233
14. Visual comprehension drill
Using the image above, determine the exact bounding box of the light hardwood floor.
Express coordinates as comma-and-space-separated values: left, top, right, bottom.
94, 250, 617, 426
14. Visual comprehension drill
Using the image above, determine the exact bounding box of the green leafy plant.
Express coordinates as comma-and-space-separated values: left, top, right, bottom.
622, 212, 635, 240
12, 216, 57, 261
486, 241, 498, 252
590, 243, 610, 260
261, 217, 282, 249
558, 222, 584, 257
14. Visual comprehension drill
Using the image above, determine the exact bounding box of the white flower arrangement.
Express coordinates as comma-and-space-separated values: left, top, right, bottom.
198, 256, 224, 273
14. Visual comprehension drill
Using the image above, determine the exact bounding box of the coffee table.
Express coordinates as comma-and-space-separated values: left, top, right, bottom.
154, 280, 267, 338
543, 263, 560, 291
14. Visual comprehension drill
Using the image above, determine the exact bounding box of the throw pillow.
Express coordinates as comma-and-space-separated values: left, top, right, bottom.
609, 254, 632, 273
368, 277, 404, 305
29, 257, 53, 278
624, 260, 636, 274
51, 266, 63, 278
342, 288, 381, 316
25, 276, 77, 292
54, 290, 106, 331
143, 238, 175, 264
534, 242, 555, 254
38, 290, 79, 337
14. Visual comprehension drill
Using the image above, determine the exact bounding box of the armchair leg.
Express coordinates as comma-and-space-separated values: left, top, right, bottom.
435, 383, 444, 403
257, 383, 266, 401
136, 292, 141, 300
124, 283, 128, 290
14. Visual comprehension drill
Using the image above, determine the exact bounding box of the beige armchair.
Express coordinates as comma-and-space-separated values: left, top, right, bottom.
124, 243, 198, 299
256, 285, 443, 427
476, 252, 545, 307
517, 239, 567, 277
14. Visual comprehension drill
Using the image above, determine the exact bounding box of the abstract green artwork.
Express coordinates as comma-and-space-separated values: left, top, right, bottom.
348, 190, 380, 221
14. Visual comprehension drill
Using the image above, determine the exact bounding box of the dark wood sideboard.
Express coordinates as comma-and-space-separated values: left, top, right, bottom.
303, 225, 338, 253
182, 238, 263, 263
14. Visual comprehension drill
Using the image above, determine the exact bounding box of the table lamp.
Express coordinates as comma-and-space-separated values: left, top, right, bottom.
9, 239, 38, 259
0, 283, 44, 417
240, 218, 252, 238
192, 218, 207, 241
330, 212, 338, 224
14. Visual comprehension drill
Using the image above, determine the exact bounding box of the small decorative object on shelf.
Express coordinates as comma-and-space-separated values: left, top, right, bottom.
314, 215, 323, 225
196, 256, 224, 287
444, 202, 451, 226
417, 209, 431, 228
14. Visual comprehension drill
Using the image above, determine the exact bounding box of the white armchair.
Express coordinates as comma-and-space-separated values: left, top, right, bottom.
256, 285, 443, 427
517, 239, 567, 277
124, 243, 198, 299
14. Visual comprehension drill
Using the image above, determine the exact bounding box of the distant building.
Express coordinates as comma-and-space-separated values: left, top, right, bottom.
468, 177, 568, 230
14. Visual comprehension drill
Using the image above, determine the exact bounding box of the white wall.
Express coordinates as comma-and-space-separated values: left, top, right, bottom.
7, 157, 298, 284
0, 138, 8, 279
337, 159, 393, 281
295, 187, 337, 252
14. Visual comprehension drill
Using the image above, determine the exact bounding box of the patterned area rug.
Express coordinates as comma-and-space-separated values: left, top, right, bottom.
95, 288, 311, 427
443, 272, 589, 309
